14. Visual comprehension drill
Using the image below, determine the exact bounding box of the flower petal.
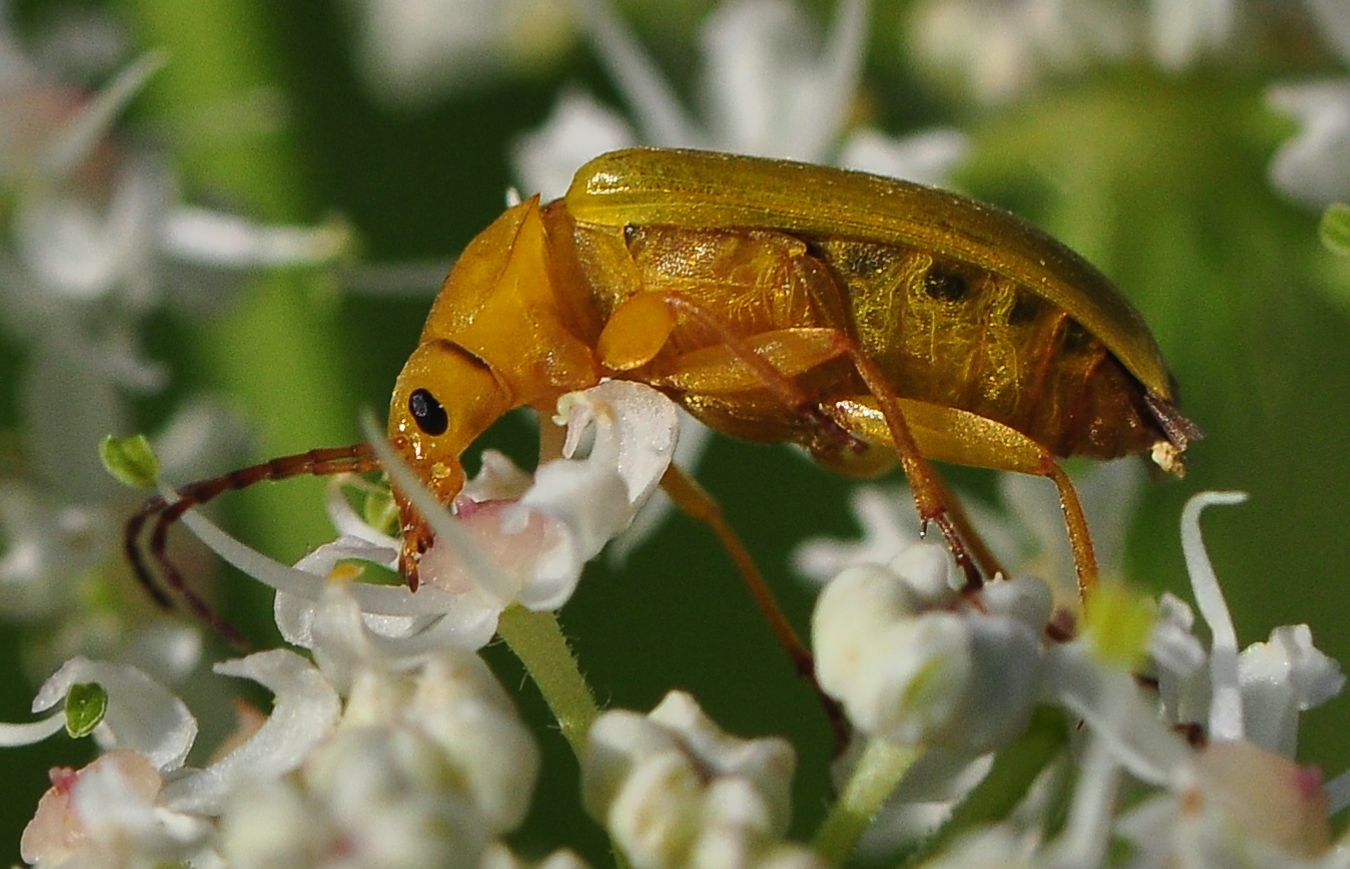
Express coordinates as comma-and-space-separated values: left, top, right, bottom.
33, 658, 197, 772
160, 649, 340, 815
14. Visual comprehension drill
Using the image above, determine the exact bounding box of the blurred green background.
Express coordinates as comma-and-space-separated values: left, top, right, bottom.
3, 0, 1349, 863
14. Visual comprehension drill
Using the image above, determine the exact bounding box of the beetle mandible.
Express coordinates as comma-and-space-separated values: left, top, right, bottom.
128, 147, 1199, 658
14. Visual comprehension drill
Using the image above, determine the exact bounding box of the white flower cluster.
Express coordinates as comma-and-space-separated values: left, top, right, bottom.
0, 9, 351, 681
584, 691, 819, 869
9, 377, 1347, 869
803, 484, 1346, 867
907, 0, 1237, 104
12, 382, 678, 869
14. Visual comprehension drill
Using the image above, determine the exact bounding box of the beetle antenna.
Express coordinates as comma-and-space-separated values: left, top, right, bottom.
125, 443, 381, 644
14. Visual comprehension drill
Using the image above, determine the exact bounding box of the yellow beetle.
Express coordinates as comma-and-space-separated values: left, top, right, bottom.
128, 147, 1198, 656
388, 148, 1198, 597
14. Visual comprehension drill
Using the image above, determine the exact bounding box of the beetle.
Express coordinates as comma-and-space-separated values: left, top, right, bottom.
128, 147, 1199, 658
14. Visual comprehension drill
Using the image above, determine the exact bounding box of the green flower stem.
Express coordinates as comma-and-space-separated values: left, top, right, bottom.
812, 736, 922, 864
496, 606, 602, 759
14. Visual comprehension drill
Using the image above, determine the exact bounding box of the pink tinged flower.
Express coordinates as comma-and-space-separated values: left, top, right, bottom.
176, 382, 676, 664
392, 380, 678, 613
1116, 741, 1333, 865
811, 542, 1048, 753
20, 749, 211, 869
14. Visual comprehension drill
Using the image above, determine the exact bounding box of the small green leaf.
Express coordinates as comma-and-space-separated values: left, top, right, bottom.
100, 434, 160, 488
1319, 203, 1350, 256
64, 683, 108, 738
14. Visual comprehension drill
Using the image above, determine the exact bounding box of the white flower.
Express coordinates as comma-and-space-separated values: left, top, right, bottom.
513, 0, 967, 199
1146, 493, 1344, 755
33, 657, 197, 772
583, 691, 816, 869
217, 649, 539, 869
20, 750, 212, 869
14, 653, 341, 867
796, 461, 1142, 611
345, 0, 575, 107
340, 650, 540, 834
1043, 491, 1342, 868
161, 650, 342, 816
480, 845, 592, 869
1239, 625, 1345, 756
1266, 2, 1350, 207
1115, 740, 1333, 867
812, 542, 1047, 752
220, 729, 488, 869
908, 0, 1233, 104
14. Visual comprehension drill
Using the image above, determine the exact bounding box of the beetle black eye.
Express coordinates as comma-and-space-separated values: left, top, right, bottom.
409, 388, 449, 436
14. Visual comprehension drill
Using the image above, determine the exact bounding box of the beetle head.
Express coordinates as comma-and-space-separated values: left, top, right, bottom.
387, 339, 512, 583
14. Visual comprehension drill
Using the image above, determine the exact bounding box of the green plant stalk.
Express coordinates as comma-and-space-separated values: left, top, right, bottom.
496, 607, 635, 869
496, 605, 602, 758
812, 736, 922, 864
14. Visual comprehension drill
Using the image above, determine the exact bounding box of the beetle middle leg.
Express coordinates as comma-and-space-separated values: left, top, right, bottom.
642, 293, 987, 588
610, 291, 989, 586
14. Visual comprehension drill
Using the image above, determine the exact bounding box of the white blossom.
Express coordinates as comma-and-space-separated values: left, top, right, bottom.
513, 0, 967, 200
1267, 2, 1350, 207
33, 657, 197, 772
812, 543, 1047, 752
583, 691, 818, 869
908, 0, 1235, 104
345, 0, 575, 107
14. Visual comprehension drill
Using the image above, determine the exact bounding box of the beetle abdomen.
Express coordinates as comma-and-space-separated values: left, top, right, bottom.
572, 218, 1161, 463
811, 238, 1161, 460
